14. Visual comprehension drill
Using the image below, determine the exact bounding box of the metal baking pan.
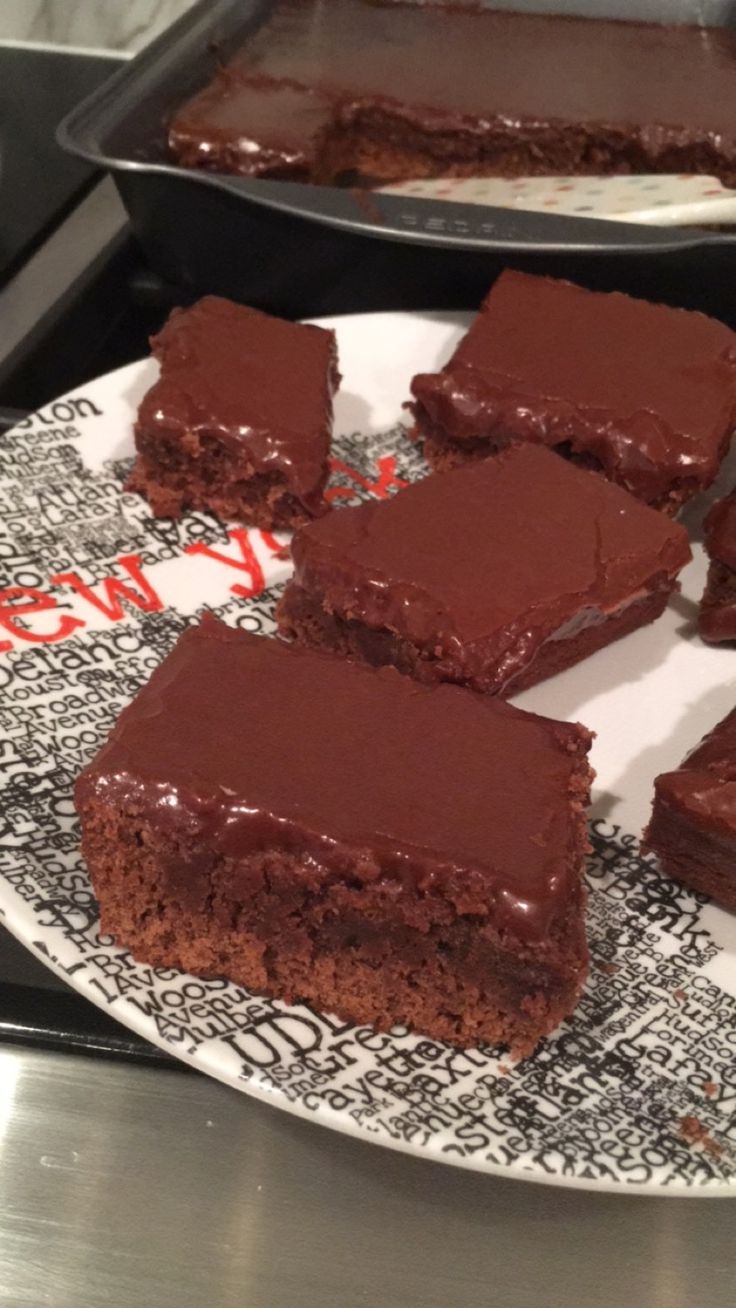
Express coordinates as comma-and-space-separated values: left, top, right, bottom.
58, 0, 736, 319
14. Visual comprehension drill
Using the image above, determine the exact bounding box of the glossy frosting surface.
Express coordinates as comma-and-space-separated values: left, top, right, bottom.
655, 708, 736, 835
137, 296, 339, 503
169, 2, 736, 180
242, 1, 736, 133
75, 615, 592, 941
170, 75, 332, 175
180, 1, 736, 135
290, 443, 690, 687
411, 272, 736, 504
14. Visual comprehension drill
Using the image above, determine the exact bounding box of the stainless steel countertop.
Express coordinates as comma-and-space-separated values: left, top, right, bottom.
0, 1045, 732, 1308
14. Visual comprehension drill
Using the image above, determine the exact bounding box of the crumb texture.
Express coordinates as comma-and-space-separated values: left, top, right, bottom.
78, 803, 589, 1057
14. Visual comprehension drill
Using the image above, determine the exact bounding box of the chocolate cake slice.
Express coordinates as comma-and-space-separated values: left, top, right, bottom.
699, 493, 736, 643
75, 615, 594, 1056
277, 443, 691, 697
127, 296, 340, 530
169, 0, 736, 185
410, 272, 736, 514
643, 708, 736, 913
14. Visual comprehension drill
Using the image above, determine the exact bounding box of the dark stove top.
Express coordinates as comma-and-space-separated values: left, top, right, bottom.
0, 217, 178, 1063
0, 46, 121, 288
0, 43, 179, 1066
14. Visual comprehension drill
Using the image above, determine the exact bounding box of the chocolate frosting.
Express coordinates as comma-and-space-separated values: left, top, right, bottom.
169, 1, 736, 179
411, 272, 736, 508
169, 76, 332, 178
653, 708, 736, 836
75, 615, 592, 943
704, 493, 736, 572
699, 493, 736, 642
289, 443, 690, 693
136, 296, 339, 510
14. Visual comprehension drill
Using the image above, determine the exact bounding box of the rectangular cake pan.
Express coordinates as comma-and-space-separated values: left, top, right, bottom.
58, 0, 736, 320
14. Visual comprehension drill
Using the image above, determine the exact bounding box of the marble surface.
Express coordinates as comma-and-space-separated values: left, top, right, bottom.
0, 0, 197, 54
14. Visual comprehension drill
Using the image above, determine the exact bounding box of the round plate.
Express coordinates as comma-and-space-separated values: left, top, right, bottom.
2, 311, 735, 1195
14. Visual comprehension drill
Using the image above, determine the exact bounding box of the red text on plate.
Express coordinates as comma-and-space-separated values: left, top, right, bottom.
0, 529, 281, 652
326, 454, 406, 503
184, 527, 266, 598
0, 588, 84, 652
49, 554, 163, 622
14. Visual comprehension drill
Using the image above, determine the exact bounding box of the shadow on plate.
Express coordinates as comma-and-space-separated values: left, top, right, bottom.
609, 679, 736, 832
515, 608, 679, 725
679, 435, 736, 545
333, 389, 374, 434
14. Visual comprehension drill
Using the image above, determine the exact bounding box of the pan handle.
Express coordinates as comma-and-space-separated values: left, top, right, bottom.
206, 173, 732, 255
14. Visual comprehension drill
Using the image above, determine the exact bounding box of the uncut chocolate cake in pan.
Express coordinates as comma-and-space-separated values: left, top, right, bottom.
169, 0, 736, 185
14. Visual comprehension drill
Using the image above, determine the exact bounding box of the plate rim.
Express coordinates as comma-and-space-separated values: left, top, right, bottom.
2, 316, 735, 1198
3, 893, 732, 1199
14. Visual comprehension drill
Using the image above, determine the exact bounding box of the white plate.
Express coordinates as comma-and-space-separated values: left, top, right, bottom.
1, 310, 735, 1196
